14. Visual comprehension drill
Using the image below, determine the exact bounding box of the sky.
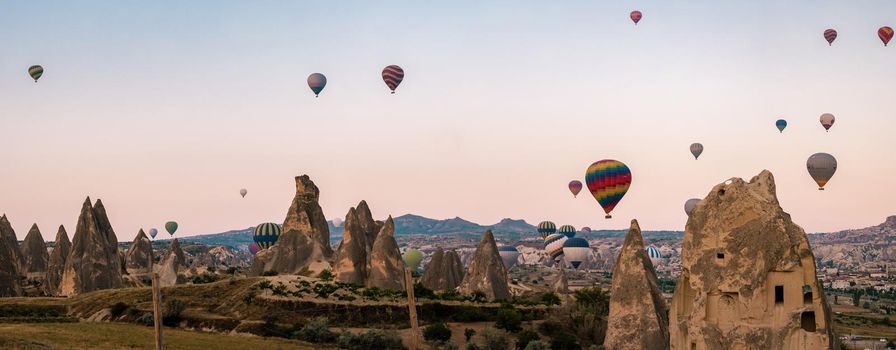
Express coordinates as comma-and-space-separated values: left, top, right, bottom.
1, 1, 895, 240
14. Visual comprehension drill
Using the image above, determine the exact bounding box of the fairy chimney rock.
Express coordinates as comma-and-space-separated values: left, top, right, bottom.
458, 230, 510, 301
334, 207, 369, 285
126, 229, 153, 273
605, 219, 669, 350
59, 198, 123, 296
22, 224, 50, 274
669, 170, 835, 350
46, 225, 71, 295
367, 216, 406, 290
0, 215, 22, 296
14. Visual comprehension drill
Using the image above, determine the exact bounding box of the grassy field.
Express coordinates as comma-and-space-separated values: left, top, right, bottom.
0, 322, 325, 350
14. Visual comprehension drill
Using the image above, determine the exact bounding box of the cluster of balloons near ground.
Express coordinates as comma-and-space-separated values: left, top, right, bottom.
535, 221, 592, 269
824, 26, 894, 46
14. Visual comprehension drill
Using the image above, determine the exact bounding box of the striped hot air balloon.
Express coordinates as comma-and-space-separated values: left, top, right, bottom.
630, 10, 642, 25
568, 180, 583, 197
585, 160, 632, 219
820, 113, 835, 132
562, 237, 590, 269
253, 222, 282, 249
28, 65, 44, 82
879, 26, 894, 46
824, 29, 838, 46
307, 73, 327, 97
807, 153, 837, 190
559, 225, 576, 239
382, 65, 404, 94
537, 221, 556, 239
544, 233, 568, 264
776, 119, 787, 133
690, 143, 704, 160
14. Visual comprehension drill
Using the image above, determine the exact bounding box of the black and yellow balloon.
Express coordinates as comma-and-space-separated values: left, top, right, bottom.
253, 223, 282, 249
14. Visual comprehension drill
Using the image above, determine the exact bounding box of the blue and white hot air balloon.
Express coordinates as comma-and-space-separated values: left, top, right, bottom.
646, 246, 662, 265
562, 237, 590, 269
497, 245, 520, 269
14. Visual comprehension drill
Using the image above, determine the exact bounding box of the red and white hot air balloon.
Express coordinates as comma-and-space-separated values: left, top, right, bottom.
823, 29, 838, 46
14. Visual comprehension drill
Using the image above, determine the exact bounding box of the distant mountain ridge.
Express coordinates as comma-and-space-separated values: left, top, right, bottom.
809, 215, 896, 244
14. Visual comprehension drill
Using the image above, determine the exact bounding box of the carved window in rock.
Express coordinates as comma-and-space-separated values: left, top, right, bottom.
803, 284, 813, 304
800, 311, 817, 332
774, 285, 784, 304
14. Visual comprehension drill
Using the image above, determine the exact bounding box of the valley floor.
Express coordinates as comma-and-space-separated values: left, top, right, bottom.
0, 322, 323, 350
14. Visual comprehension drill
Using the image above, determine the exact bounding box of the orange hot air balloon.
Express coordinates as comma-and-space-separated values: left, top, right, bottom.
879, 26, 894, 46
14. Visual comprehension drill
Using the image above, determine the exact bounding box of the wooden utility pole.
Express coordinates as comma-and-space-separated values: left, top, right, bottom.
152, 272, 165, 350
404, 268, 420, 350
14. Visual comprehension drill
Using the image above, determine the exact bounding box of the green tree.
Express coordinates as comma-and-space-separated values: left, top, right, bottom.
853, 290, 864, 307
516, 329, 540, 350
495, 308, 523, 333
424, 322, 453, 343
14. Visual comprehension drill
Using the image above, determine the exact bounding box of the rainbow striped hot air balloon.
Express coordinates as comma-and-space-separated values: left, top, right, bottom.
537, 221, 556, 239
253, 222, 282, 249
382, 65, 404, 94
543, 233, 568, 265
585, 160, 632, 219
558, 225, 576, 239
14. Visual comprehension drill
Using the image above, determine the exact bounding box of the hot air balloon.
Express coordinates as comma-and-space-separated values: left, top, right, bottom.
382, 65, 405, 94
537, 221, 556, 239
402, 249, 424, 271
249, 242, 259, 255
562, 237, 590, 269
559, 225, 576, 239
544, 233, 568, 265
332, 217, 344, 227
307, 73, 327, 97
568, 180, 583, 198
149, 228, 158, 239
253, 222, 282, 249
580, 227, 592, 234
28, 65, 43, 82
497, 245, 520, 269
879, 26, 894, 46
776, 119, 787, 133
630, 10, 642, 25
807, 153, 837, 190
646, 245, 662, 265
165, 221, 178, 236
240, 189, 247, 198
585, 160, 632, 219
820, 113, 835, 132
690, 143, 704, 160
684, 198, 701, 216
824, 29, 838, 46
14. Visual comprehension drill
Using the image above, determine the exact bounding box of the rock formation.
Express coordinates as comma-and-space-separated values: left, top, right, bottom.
552, 268, 569, 294
21, 224, 49, 274
334, 207, 369, 285
0, 215, 22, 296
250, 175, 333, 276
355, 200, 382, 253
605, 220, 669, 350
156, 238, 188, 287
669, 171, 835, 350
125, 229, 153, 273
367, 216, 405, 290
46, 226, 71, 295
422, 248, 465, 291
59, 198, 123, 296
0, 215, 23, 272
458, 230, 510, 301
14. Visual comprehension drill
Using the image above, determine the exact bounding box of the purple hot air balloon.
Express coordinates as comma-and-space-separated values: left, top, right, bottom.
249, 242, 259, 255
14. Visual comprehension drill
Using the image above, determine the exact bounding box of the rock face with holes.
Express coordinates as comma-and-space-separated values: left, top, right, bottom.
605, 219, 668, 350
0, 215, 23, 296
669, 170, 835, 350
59, 198, 123, 296
46, 226, 71, 295
250, 175, 333, 276
421, 248, 465, 292
458, 230, 510, 301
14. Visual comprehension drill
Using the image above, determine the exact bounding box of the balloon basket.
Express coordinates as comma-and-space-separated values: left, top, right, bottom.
818, 188, 825, 191
605, 215, 612, 219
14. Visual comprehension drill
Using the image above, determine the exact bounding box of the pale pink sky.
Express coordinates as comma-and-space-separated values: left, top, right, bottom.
1, 1, 894, 240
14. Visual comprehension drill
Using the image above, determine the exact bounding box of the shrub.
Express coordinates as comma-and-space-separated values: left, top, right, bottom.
464, 328, 476, 342
272, 283, 290, 296
516, 329, 540, 350
549, 331, 581, 350
537, 320, 563, 337
540, 292, 561, 306
262, 270, 279, 276
480, 327, 510, 350
318, 269, 334, 282
523, 340, 550, 350
226, 266, 238, 275
573, 288, 609, 308
257, 280, 273, 289
293, 317, 337, 343
191, 273, 220, 284
136, 312, 154, 327
109, 302, 129, 318
423, 322, 452, 343
415, 283, 436, 300
243, 289, 258, 305
495, 308, 523, 333
337, 329, 404, 350
471, 291, 488, 303
162, 298, 187, 326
